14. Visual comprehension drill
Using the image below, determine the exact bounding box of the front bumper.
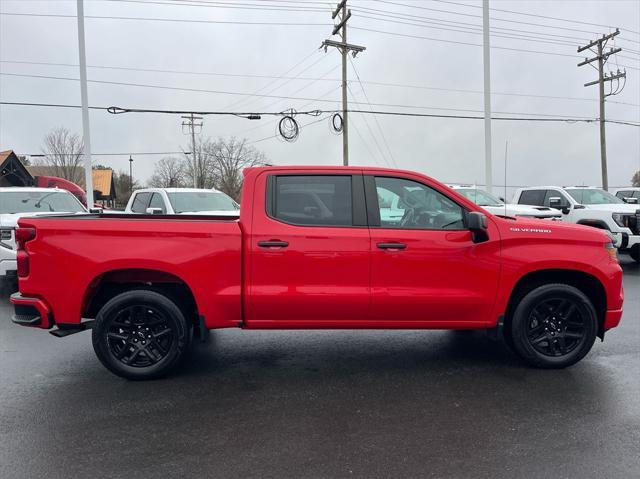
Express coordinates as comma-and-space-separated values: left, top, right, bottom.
10, 293, 53, 329
604, 309, 623, 330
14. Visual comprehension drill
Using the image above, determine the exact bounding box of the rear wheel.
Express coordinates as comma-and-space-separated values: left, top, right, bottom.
509, 284, 597, 368
92, 290, 191, 380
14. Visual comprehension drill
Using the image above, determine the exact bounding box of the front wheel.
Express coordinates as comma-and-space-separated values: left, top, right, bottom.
509, 284, 597, 369
629, 244, 640, 263
92, 290, 191, 380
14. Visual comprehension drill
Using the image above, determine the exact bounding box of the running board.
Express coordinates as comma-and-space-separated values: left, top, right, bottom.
49, 320, 95, 338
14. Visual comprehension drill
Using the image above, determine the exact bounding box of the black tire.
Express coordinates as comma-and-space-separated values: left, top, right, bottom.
509, 283, 597, 369
92, 290, 191, 380
630, 244, 640, 263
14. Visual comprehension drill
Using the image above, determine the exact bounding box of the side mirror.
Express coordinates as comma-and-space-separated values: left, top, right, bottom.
88, 207, 103, 214
499, 196, 505, 203
624, 197, 639, 204
145, 207, 164, 215
548, 197, 562, 209
467, 211, 489, 243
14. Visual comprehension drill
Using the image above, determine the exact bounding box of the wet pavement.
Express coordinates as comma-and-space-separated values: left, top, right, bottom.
0, 258, 638, 478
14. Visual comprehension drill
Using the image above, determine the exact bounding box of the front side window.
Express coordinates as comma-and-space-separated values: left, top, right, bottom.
130, 192, 151, 213
543, 190, 571, 208
616, 191, 631, 199
0, 191, 85, 214
149, 193, 166, 213
566, 189, 623, 205
375, 177, 464, 230
272, 175, 353, 226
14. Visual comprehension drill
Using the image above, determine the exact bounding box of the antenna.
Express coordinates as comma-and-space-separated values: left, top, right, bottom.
504, 140, 509, 216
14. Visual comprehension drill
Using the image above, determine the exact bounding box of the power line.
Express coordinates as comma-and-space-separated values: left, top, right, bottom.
429, 0, 640, 35
350, 26, 640, 70
2, 101, 638, 126
2, 60, 637, 107
349, 56, 397, 168
0, 11, 330, 26
368, 0, 639, 38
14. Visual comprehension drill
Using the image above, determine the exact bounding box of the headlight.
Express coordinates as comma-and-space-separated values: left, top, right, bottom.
604, 242, 618, 262
612, 213, 630, 227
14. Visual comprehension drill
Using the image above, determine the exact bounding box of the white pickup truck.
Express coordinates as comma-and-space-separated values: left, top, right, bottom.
125, 188, 240, 216
0, 187, 88, 276
513, 186, 640, 262
449, 186, 561, 220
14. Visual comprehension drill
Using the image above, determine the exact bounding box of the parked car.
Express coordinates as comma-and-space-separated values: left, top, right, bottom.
125, 188, 239, 216
615, 187, 640, 204
0, 187, 87, 277
449, 185, 561, 220
513, 186, 640, 262
11, 167, 623, 379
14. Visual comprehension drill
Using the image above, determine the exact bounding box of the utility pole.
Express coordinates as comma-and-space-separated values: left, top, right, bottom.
322, 0, 365, 166
181, 113, 203, 187
482, 0, 492, 194
128, 155, 133, 196
76, 0, 94, 206
578, 29, 625, 191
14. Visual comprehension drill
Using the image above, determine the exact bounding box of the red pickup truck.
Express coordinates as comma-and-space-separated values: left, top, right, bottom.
11, 166, 624, 379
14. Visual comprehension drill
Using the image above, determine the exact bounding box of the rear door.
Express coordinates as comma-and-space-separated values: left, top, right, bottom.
246, 171, 371, 326
366, 174, 501, 326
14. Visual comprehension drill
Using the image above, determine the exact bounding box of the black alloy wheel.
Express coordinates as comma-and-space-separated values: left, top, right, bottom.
525, 298, 586, 357
510, 283, 597, 369
92, 290, 191, 380
106, 305, 175, 368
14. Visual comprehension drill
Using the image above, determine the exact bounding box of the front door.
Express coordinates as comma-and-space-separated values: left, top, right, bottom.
247, 172, 371, 326
367, 175, 501, 326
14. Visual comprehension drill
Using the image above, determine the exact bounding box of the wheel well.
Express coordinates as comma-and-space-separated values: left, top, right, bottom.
82, 269, 198, 327
576, 219, 610, 231
504, 269, 607, 339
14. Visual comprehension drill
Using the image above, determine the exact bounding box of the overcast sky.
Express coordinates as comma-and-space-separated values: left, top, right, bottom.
1, 0, 639, 197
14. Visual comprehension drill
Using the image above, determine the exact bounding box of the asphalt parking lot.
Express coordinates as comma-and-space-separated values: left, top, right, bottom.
0, 259, 638, 479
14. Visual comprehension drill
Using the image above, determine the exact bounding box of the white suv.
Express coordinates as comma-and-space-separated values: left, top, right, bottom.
125, 188, 240, 216
513, 186, 640, 262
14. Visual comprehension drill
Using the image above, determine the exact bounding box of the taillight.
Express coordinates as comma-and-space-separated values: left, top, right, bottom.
15, 227, 35, 250
15, 227, 36, 278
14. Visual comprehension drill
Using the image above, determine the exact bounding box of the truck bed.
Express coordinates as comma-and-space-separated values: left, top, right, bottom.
17, 214, 243, 329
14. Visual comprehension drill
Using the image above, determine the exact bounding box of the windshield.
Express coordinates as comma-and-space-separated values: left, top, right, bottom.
0, 191, 86, 214
567, 189, 623, 205
167, 191, 239, 213
456, 188, 503, 207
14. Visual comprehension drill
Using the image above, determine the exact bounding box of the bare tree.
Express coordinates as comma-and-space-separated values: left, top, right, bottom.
632, 170, 640, 187
113, 170, 141, 208
181, 137, 217, 189
149, 157, 185, 188
202, 137, 268, 200
39, 127, 85, 184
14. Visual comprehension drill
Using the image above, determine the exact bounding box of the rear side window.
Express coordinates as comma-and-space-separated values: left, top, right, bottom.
616, 190, 631, 199
271, 175, 353, 226
518, 190, 546, 206
130, 192, 151, 213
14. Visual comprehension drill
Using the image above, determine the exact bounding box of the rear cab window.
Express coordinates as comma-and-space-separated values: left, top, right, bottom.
267, 175, 366, 227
